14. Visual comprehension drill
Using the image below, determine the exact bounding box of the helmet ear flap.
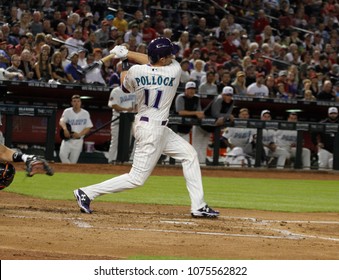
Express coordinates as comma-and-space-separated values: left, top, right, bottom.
0, 162, 16, 190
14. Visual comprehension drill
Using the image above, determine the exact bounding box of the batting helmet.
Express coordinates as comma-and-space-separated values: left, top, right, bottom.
147, 37, 180, 63
0, 162, 16, 190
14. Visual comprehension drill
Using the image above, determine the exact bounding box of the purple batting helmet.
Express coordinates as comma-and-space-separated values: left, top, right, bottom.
147, 37, 179, 63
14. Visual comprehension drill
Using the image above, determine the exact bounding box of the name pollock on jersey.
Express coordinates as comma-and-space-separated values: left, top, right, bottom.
135, 75, 176, 87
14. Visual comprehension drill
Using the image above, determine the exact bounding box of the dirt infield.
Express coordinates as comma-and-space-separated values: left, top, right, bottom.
1, 163, 339, 260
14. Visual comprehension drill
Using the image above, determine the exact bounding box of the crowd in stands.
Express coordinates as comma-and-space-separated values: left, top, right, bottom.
1, 0, 339, 168
0, 0, 338, 101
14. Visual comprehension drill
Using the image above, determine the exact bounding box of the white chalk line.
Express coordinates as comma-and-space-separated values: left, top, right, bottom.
3, 211, 339, 242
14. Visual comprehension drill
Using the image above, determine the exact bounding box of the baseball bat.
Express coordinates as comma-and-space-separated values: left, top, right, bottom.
51, 37, 85, 51
79, 52, 116, 75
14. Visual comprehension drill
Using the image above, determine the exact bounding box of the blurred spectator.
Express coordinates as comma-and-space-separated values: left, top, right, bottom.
231, 71, 247, 95
19, 11, 31, 36
61, 1, 74, 21
237, 34, 249, 58
77, 49, 87, 68
65, 52, 84, 83
19, 49, 35, 80
50, 51, 69, 83
7, 22, 20, 46
317, 80, 335, 101
309, 72, 320, 98
265, 74, 277, 98
175, 31, 190, 59
222, 32, 238, 56
55, 22, 70, 41
190, 17, 210, 38
217, 70, 233, 93
42, 18, 54, 35
112, 8, 128, 33
59, 45, 70, 69
95, 21, 110, 48
33, 50, 52, 82
189, 59, 206, 88
247, 72, 269, 97
227, 14, 244, 34
253, 9, 270, 35
5, 54, 24, 80
108, 61, 122, 88
6, 6, 18, 26
124, 24, 143, 45
74, 0, 88, 19
205, 5, 221, 29
215, 18, 229, 43
173, 14, 190, 41
14, 34, 28, 55
0, 41, 11, 69
142, 18, 157, 43
180, 59, 190, 84
188, 48, 204, 70
198, 71, 218, 110
83, 31, 100, 55
223, 52, 242, 78
204, 50, 219, 73
163, 28, 173, 40
81, 18, 92, 42
303, 89, 316, 101
85, 55, 106, 86
315, 53, 330, 75
65, 28, 84, 54
128, 10, 144, 29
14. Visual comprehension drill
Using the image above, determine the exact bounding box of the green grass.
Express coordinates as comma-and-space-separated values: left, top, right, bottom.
6, 171, 339, 212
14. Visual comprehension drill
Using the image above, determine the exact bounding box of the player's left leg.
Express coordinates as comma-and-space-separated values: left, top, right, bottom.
163, 127, 206, 212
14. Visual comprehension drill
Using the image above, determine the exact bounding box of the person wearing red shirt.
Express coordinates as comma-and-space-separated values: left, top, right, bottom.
253, 10, 270, 35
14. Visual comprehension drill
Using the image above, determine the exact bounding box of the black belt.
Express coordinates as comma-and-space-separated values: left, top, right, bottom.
140, 116, 168, 126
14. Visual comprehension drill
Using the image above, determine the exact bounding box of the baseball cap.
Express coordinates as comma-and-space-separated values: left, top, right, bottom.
261, 110, 271, 117
185, 81, 196, 89
86, 12, 93, 17
106, 14, 114, 21
256, 72, 265, 78
236, 71, 245, 77
231, 52, 239, 60
279, 70, 288, 77
111, 26, 118, 31
69, 51, 79, 59
328, 107, 338, 114
222, 86, 233, 95
192, 48, 201, 53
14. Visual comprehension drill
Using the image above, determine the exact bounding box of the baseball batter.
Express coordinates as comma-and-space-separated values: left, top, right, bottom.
74, 37, 219, 218
107, 86, 136, 163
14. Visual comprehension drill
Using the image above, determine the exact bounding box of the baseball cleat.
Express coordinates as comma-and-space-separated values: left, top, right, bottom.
74, 189, 92, 214
191, 205, 219, 218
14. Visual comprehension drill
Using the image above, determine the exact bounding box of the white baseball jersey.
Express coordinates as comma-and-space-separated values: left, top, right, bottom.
108, 86, 136, 119
222, 127, 255, 149
82, 58, 208, 213
60, 107, 93, 134
275, 130, 297, 150
123, 59, 181, 120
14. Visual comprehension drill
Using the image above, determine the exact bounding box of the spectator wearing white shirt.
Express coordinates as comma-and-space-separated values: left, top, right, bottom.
246, 72, 269, 97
